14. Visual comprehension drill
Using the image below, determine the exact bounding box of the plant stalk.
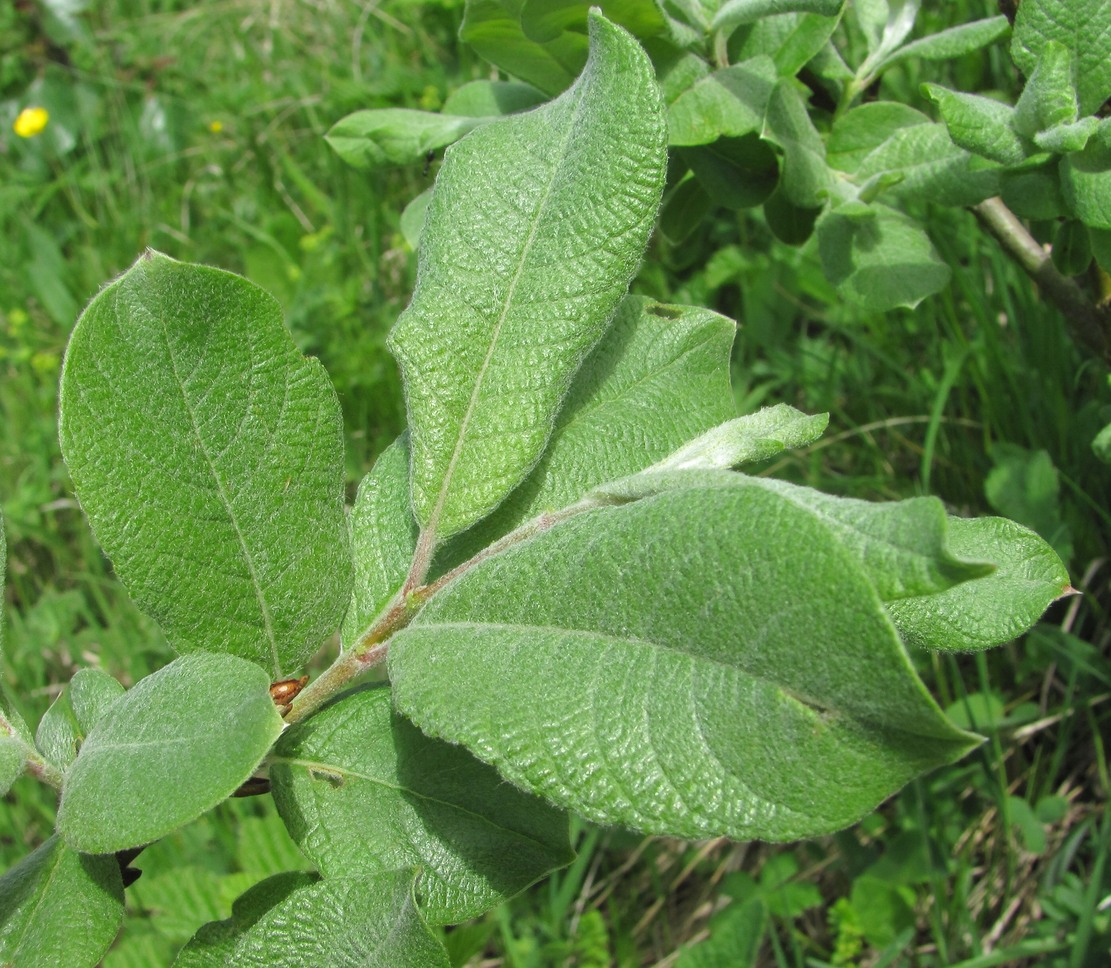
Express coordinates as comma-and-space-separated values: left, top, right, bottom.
972, 197, 1111, 366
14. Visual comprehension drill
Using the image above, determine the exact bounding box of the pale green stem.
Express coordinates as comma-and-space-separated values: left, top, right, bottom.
285, 495, 612, 726
0, 712, 63, 790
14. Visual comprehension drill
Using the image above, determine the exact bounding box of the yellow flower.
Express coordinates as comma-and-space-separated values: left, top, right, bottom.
207, 120, 224, 134
13, 106, 49, 138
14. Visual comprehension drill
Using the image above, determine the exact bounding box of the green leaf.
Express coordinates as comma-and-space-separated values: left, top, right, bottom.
880, 16, 1009, 70
391, 486, 979, 841
58, 252, 351, 676
0, 738, 25, 796
1051, 219, 1093, 276
1092, 227, 1111, 275
726, 12, 844, 78
436, 296, 735, 569
1035, 117, 1100, 154
850, 0, 920, 59
1013, 41, 1078, 139
325, 110, 486, 171
175, 870, 450, 967
271, 685, 573, 924
680, 135, 780, 209
1001, 164, 1067, 220
35, 667, 125, 770
923, 84, 1030, 166
761, 80, 830, 207
1061, 139, 1111, 229
521, 0, 668, 43
57, 653, 283, 853
399, 188, 433, 251
342, 436, 418, 648
712, 0, 843, 32
461, 0, 585, 96
0, 835, 124, 968
591, 470, 992, 603
667, 57, 777, 146
676, 897, 767, 968
762, 187, 821, 244
817, 202, 951, 311
660, 176, 715, 244
830, 104, 1000, 208
985, 444, 1073, 564
441, 80, 547, 117
887, 516, 1071, 652
1012, 0, 1111, 116
642, 405, 828, 471
389, 13, 667, 544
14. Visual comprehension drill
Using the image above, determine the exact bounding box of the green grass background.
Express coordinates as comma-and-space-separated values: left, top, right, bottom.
1, 1, 1108, 965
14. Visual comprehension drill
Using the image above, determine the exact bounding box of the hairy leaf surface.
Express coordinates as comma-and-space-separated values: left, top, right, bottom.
57, 653, 283, 853
271, 685, 572, 924
342, 436, 418, 648
0, 835, 123, 968
35, 668, 125, 771
59, 252, 351, 676
389, 13, 667, 543
887, 516, 1070, 652
391, 487, 978, 841
175, 870, 449, 967
439, 296, 736, 568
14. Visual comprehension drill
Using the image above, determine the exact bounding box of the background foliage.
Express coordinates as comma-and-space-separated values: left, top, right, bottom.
0, 0, 1108, 965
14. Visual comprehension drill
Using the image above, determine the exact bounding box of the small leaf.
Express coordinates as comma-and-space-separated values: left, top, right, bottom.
342, 436, 418, 648
271, 685, 573, 924
391, 486, 979, 841
58, 252, 351, 676
326, 110, 486, 171
0, 738, 25, 796
461, 0, 585, 96
521, 0, 668, 43
389, 13, 667, 544
1035, 118, 1100, 155
1013, 41, 1078, 139
923, 84, 1030, 166
57, 653, 283, 853
817, 202, 951, 311
831, 104, 1000, 208
761, 80, 830, 207
0, 835, 124, 968
175, 870, 450, 967
667, 57, 777, 146
727, 11, 845, 78
881, 16, 1009, 70
35, 667, 125, 770
643, 405, 828, 471
763, 188, 821, 244
1012, 0, 1111, 116
1051, 219, 1093, 277
680, 135, 780, 209
1001, 165, 1067, 220
1060, 139, 1111, 229
441, 80, 547, 117
712, 0, 844, 32
887, 517, 1070, 652
399, 188, 433, 250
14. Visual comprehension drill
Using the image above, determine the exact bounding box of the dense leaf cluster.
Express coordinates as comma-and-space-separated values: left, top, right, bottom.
0, 6, 1079, 964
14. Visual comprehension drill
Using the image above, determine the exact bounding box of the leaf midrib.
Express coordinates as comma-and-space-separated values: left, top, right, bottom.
424, 85, 589, 542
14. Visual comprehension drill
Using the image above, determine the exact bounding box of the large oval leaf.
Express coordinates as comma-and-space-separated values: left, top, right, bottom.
388, 12, 667, 544
58, 251, 351, 676
271, 685, 572, 924
57, 653, 283, 853
390, 486, 979, 841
